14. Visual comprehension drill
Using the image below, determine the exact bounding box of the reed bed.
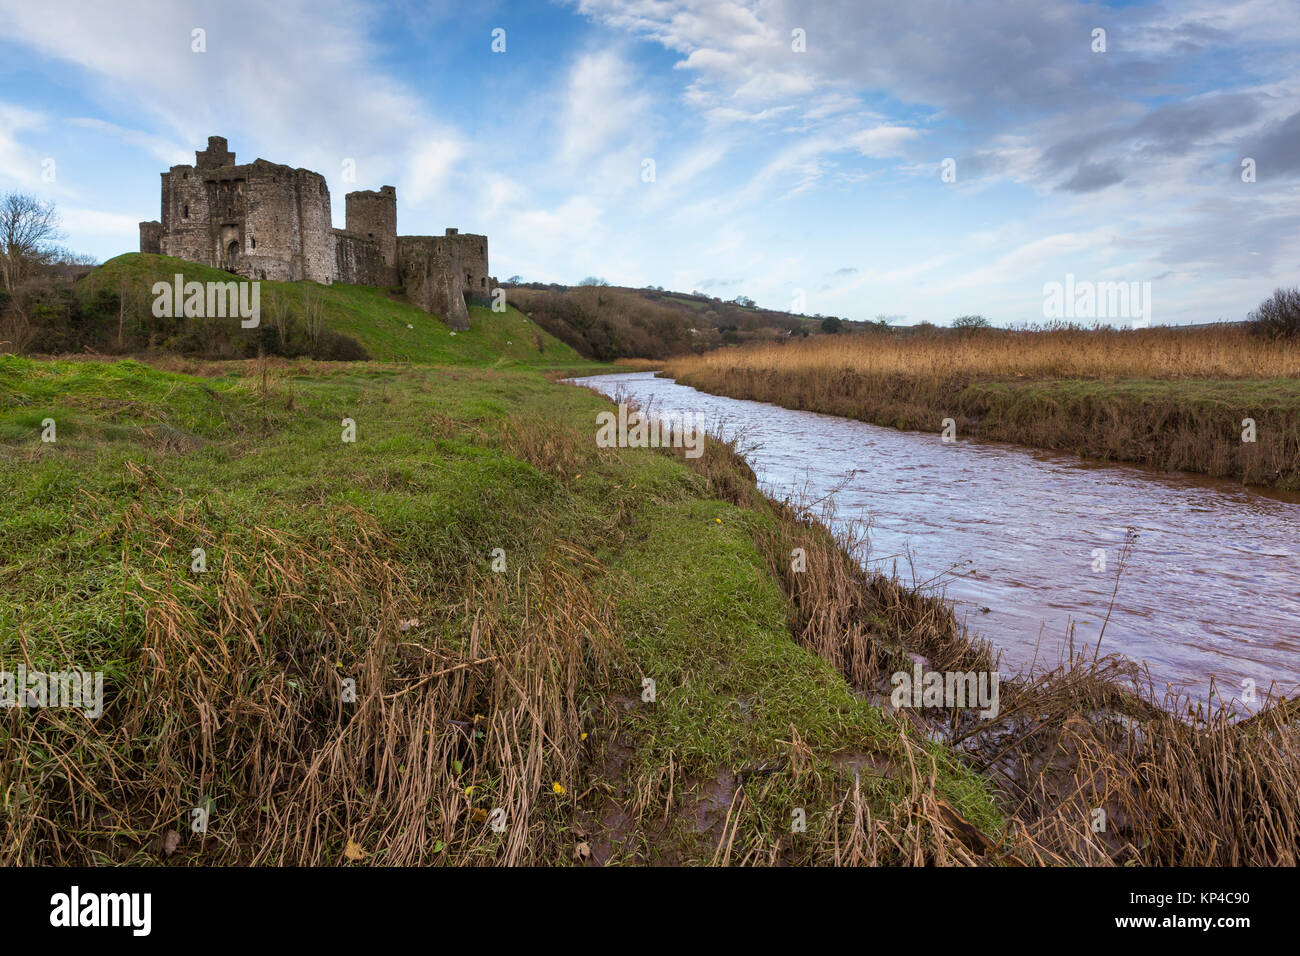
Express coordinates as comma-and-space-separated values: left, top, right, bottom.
662, 326, 1300, 488
667, 324, 1300, 382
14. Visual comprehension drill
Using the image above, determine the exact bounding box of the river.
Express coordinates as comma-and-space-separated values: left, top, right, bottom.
570, 371, 1300, 706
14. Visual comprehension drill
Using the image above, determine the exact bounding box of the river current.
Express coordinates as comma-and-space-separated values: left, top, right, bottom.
571, 371, 1300, 705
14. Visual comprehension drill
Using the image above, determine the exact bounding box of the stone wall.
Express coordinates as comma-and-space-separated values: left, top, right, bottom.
238, 161, 334, 282
445, 229, 491, 302
138, 221, 161, 255
334, 229, 387, 286
196, 135, 235, 170
159, 164, 213, 265
207, 164, 251, 273
397, 235, 470, 330
294, 167, 335, 283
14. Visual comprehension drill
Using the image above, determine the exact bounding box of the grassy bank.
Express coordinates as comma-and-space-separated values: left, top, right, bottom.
3, 353, 1296, 865
0, 354, 1004, 864
663, 326, 1300, 488
6, 253, 608, 373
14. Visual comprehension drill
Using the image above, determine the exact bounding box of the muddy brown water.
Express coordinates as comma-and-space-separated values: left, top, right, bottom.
571, 371, 1300, 706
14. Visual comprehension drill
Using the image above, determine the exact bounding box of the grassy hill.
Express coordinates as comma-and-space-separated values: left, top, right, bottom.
61, 254, 592, 368
505, 283, 853, 359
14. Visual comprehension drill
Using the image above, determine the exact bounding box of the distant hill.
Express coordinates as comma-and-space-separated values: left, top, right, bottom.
504, 282, 863, 360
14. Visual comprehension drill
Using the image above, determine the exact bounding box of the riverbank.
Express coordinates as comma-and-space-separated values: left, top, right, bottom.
661, 326, 1300, 489
0, 354, 1004, 865
3, 354, 1296, 865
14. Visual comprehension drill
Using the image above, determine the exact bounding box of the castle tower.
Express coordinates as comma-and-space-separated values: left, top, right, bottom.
196, 135, 235, 169
138, 220, 161, 254
345, 186, 397, 269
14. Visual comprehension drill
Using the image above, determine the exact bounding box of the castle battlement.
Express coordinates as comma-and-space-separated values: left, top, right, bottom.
138, 136, 492, 329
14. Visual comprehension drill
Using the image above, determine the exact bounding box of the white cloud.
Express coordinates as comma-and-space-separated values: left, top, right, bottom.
0, 0, 454, 194
497, 195, 606, 281
66, 118, 190, 168
404, 137, 467, 206
0, 102, 47, 189
558, 50, 651, 166
849, 125, 920, 158
60, 207, 142, 236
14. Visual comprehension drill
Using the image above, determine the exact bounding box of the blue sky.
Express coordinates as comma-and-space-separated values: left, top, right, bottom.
1, 0, 1297, 325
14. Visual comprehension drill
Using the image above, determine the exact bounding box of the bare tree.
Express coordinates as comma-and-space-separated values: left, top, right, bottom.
0, 192, 64, 293
1248, 287, 1300, 339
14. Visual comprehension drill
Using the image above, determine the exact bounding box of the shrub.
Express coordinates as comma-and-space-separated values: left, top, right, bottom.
313, 330, 369, 361
1248, 287, 1300, 339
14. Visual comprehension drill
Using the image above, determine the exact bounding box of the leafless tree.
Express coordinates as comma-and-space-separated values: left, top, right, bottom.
0, 192, 64, 293
1248, 287, 1300, 339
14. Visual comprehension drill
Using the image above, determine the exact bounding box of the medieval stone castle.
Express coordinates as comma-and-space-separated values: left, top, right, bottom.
138, 136, 493, 329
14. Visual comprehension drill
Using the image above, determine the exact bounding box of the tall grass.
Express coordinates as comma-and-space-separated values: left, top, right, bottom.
667, 324, 1300, 381
0, 461, 619, 865
663, 325, 1300, 488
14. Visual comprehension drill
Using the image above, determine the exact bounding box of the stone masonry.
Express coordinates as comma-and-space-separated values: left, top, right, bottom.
138, 136, 494, 329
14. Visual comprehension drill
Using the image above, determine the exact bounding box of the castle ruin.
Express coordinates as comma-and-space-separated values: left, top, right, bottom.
138, 136, 493, 329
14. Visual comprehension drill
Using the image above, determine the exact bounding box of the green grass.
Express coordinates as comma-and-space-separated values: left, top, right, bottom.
80, 253, 606, 369
0, 348, 1002, 863
605, 495, 1001, 862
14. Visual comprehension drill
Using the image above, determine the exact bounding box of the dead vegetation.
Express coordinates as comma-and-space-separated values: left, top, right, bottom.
663, 325, 1300, 487
4, 372, 1294, 867
0, 459, 619, 865
669, 323, 1300, 381
676, 433, 1300, 866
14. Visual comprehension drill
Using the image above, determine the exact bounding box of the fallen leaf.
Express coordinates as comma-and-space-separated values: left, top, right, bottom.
343, 838, 369, 861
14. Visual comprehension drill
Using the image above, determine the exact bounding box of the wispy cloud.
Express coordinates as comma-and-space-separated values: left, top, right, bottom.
0, 0, 1296, 323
